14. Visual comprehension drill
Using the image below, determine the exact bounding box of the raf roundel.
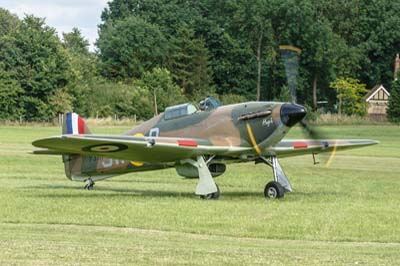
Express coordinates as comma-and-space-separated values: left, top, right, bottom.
82, 143, 128, 153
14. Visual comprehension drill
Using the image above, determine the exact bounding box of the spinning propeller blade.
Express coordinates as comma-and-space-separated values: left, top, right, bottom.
279, 45, 336, 166
279, 45, 301, 103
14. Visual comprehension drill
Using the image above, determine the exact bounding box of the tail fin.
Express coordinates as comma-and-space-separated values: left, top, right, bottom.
60, 113, 125, 183
62, 112, 91, 181
62, 112, 92, 135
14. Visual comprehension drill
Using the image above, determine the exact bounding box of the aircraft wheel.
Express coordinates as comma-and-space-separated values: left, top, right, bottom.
84, 181, 95, 190
264, 181, 284, 199
200, 184, 220, 200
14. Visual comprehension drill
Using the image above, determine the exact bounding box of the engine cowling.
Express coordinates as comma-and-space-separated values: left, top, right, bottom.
175, 163, 226, 178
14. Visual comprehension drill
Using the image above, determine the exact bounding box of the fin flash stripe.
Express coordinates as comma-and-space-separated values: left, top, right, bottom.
246, 122, 261, 155
66, 113, 85, 135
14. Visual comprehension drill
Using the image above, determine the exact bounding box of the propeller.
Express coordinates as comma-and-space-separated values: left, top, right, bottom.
279, 45, 301, 103
279, 45, 335, 166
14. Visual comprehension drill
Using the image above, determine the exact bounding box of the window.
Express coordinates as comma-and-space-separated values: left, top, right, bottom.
149, 128, 159, 137
164, 103, 197, 120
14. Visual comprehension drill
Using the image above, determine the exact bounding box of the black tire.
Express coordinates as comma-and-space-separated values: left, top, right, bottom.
84, 182, 94, 190
264, 181, 284, 199
200, 184, 220, 200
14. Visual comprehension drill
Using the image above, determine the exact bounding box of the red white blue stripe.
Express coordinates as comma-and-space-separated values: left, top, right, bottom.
66, 113, 85, 134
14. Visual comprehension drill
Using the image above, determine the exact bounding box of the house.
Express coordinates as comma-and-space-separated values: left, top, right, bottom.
365, 84, 390, 117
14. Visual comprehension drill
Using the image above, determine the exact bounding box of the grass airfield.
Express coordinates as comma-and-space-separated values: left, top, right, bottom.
0, 125, 399, 265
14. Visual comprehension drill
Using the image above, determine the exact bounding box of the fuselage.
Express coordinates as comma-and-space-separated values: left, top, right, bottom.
126, 101, 304, 150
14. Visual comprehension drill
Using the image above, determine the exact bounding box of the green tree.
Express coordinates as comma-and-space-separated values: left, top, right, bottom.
0, 9, 23, 119
47, 88, 73, 116
0, 8, 19, 37
62, 28, 99, 115
301, 19, 343, 108
97, 16, 167, 80
83, 81, 133, 118
137, 68, 186, 116
0, 67, 24, 119
356, 1, 400, 90
168, 25, 213, 99
233, 0, 275, 101
204, 27, 255, 99
387, 79, 400, 123
100, 0, 203, 36
0, 15, 71, 120
62, 28, 90, 55
330, 77, 368, 116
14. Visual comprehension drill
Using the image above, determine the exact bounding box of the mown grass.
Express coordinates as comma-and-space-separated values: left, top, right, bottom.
0, 124, 399, 265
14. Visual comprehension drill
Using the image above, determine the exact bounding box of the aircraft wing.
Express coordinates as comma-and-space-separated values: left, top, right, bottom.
268, 139, 378, 157
32, 134, 251, 163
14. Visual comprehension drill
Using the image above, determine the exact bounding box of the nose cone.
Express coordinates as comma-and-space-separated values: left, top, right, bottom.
280, 103, 307, 127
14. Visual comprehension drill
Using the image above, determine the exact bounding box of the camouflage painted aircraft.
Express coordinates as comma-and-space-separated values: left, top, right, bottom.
32, 96, 378, 199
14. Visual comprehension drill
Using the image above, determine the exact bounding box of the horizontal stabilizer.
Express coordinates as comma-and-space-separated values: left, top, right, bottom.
32, 149, 74, 156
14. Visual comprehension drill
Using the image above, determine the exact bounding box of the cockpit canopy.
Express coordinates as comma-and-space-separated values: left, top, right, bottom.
163, 97, 222, 120
164, 103, 197, 120
199, 96, 221, 111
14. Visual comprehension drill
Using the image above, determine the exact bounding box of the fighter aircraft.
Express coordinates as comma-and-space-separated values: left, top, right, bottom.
32, 96, 378, 200
32, 45, 378, 199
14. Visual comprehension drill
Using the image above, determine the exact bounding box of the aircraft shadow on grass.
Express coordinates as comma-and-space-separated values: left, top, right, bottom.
24, 184, 342, 200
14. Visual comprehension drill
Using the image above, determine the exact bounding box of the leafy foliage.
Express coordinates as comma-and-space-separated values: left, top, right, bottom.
168, 26, 213, 99
97, 16, 167, 80
62, 28, 90, 55
62, 28, 100, 116
0, 8, 19, 37
0, 67, 24, 119
0, 15, 70, 120
137, 68, 187, 117
330, 78, 368, 116
1, 1, 400, 121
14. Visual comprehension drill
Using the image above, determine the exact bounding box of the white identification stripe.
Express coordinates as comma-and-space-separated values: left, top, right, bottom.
72, 113, 78, 134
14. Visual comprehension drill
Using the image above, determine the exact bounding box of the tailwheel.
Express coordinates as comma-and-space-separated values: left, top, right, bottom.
264, 181, 284, 199
200, 184, 220, 200
84, 179, 95, 190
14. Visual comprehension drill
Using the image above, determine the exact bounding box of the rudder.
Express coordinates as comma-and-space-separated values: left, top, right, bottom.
62, 112, 91, 180
62, 112, 92, 135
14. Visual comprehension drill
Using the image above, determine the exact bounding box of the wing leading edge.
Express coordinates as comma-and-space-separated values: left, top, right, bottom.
32, 135, 251, 163
268, 139, 379, 157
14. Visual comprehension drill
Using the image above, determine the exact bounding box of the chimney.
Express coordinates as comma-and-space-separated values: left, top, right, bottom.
395, 53, 400, 81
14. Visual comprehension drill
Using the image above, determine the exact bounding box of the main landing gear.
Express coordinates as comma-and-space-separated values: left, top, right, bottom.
84, 178, 95, 190
181, 156, 220, 200
259, 156, 292, 199
200, 184, 220, 200
182, 155, 291, 200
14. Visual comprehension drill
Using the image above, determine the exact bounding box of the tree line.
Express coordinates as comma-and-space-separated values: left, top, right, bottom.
0, 0, 399, 121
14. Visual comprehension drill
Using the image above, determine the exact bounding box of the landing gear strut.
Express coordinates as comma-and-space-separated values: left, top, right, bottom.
84, 178, 95, 190
259, 156, 292, 199
181, 156, 220, 200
